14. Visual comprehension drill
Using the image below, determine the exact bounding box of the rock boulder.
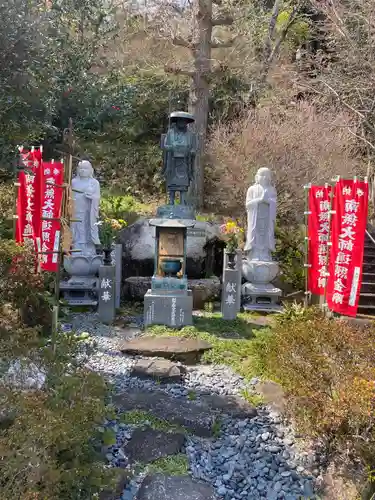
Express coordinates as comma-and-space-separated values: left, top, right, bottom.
118, 218, 224, 279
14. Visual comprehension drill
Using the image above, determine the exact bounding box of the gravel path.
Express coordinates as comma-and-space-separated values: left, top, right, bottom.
66, 313, 321, 500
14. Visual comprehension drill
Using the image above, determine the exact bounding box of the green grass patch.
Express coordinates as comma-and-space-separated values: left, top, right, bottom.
240, 388, 265, 407
212, 418, 222, 438
147, 454, 189, 475
146, 312, 272, 380
119, 410, 186, 433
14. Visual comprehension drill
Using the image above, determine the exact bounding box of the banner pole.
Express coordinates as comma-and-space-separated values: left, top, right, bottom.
304, 183, 311, 307
323, 178, 338, 317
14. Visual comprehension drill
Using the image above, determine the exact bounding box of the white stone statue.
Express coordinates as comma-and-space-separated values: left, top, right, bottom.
71, 160, 101, 256
244, 167, 277, 262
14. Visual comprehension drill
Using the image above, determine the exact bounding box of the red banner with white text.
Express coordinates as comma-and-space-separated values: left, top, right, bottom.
40, 161, 64, 272
326, 179, 368, 317
307, 185, 332, 295
15, 148, 43, 253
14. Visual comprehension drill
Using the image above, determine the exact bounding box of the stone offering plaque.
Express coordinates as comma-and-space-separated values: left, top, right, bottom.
159, 229, 184, 257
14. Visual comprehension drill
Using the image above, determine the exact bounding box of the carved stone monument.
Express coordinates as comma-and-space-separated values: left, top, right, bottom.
157, 111, 197, 220
61, 160, 102, 306
242, 167, 282, 311
144, 219, 193, 328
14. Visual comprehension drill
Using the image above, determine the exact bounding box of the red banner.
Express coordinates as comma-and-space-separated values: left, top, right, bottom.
326, 179, 368, 316
40, 161, 64, 272
15, 148, 43, 253
307, 185, 332, 295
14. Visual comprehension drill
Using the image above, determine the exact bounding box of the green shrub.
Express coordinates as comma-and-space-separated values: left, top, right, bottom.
100, 193, 154, 226
0, 183, 13, 239
0, 239, 116, 499
274, 224, 304, 290
252, 307, 375, 466
0, 240, 53, 333
0, 336, 118, 499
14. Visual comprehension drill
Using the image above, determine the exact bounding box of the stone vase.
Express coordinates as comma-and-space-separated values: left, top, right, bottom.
103, 247, 113, 266
226, 251, 237, 270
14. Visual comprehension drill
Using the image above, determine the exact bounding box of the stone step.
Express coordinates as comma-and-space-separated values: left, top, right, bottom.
358, 292, 375, 306
113, 389, 257, 437
357, 304, 375, 316
362, 262, 375, 273
135, 474, 218, 500
131, 358, 185, 382
360, 282, 375, 293
123, 428, 185, 465
120, 336, 212, 364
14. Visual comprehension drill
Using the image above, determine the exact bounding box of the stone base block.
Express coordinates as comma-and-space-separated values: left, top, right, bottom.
125, 277, 221, 308
242, 282, 283, 313
60, 279, 98, 306
156, 204, 196, 220
144, 290, 193, 328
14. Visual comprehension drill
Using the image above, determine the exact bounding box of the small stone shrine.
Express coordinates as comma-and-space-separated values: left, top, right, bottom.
157, 111, 196, 220
242, 167, 282, 311
60, 160, 102, 305
144, 219, 194, 327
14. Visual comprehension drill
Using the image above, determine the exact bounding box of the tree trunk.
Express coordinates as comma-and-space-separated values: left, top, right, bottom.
189, 0, 212, 210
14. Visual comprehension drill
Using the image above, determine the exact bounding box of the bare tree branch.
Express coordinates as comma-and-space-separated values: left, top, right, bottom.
347, 128, 375, 151
212, 15, 234, 27
211, 38, 236, 49
319, 80, 375, 136
164, 64, 195, 77
172, 36, 191, 48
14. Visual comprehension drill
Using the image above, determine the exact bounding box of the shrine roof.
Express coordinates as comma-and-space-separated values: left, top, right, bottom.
149, 218, 196, 228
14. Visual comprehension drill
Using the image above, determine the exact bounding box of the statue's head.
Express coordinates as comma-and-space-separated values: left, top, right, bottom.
169, 111, 195, 132
175, 118, 188, 131
255, 167, 272, 187
77, 160, 93, 179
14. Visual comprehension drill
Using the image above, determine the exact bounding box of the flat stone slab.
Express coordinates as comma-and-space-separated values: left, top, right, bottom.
131, 359, 184, 382
120, 336, 212, 364
200, 393, 257, 419
136, 474, 218, 500
113, 389, 257, 437
123, 428, 185, 464
113, 389, 214, 436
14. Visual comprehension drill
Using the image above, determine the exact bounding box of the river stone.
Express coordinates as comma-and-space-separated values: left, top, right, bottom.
118, 218, 223, 280
119, 337, 212, 364
131, 358, 184, 382
135, 474, 218, 500
123, 277, 221, 308
113, 389, 215, 436
123, 428, 185, 464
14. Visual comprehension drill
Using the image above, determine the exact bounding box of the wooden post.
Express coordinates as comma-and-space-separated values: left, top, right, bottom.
51, 119, 74, 346
303, 184, 311, 307
323, 179, 337, 316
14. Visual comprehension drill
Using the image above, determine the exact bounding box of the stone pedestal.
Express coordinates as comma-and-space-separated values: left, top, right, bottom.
144, 290, 193, 328
60, 278, 99, 306
98, 265, 116, 323
111, 243, 122, 309
242, 259, 282, 312
60, 254, 102, 306
156, 204, 195, 220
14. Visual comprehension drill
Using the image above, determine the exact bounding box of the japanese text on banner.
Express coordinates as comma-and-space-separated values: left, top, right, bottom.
40, 161, 64, 272
15, 148, 43, 252
307, 185, 332, 295
326, 179, 368, 316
